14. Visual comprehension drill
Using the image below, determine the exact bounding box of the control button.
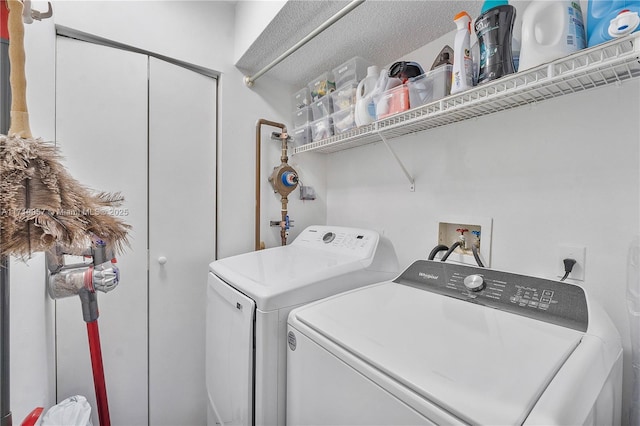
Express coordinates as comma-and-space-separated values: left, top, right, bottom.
542, 290, 554, 297
541, 297, 551, 303
528, 301, 539, 307
463, 274, 485, 292
539, 303, 550, 310
322, 232, 336, 243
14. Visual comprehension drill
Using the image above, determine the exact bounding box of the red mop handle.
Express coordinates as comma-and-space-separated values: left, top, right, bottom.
86, 321, 111, 426
83, 268, 111, 426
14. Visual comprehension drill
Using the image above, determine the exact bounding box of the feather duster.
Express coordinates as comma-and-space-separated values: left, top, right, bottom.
0, 0, 130, 258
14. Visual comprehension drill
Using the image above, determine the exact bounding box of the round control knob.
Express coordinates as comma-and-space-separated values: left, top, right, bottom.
322, 232, 335, 243
158, 256, 168, 265
464, 274, 485, 292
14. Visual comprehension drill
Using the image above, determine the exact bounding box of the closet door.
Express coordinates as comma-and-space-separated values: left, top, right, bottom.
55, 37, 149, 425
148, 57, 216, 425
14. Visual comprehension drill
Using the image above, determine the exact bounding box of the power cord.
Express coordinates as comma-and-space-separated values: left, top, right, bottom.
560, 258, 577, 281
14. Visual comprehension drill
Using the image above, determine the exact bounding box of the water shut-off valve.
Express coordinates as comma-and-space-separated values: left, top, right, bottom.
471, 230, 481, 248
456, 228, 469, 250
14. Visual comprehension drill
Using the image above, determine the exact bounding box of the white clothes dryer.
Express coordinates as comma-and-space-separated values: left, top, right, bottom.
206, 225, 399, 426
287, 260, 623, 425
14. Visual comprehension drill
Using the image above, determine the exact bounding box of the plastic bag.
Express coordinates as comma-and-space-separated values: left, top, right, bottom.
38, 395, 92, 426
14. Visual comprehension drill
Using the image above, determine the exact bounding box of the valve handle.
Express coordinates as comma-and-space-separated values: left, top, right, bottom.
456, 228, 469, 235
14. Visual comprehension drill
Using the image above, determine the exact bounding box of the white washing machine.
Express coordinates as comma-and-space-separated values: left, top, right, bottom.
287, 260, 623, 425
206, 225, 399, 426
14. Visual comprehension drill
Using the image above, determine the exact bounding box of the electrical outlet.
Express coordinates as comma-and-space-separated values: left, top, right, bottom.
556, 245, 586, 281
436, 216, 492, 266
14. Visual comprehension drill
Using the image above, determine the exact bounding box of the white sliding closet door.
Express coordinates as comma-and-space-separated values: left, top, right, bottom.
55, 38, 149, 426
56, 38, 217, 425
148, 58, 216, 425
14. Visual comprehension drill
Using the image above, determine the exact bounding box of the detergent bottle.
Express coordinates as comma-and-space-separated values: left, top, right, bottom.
354, 65, 379, 126
451, 11, 474, 94
518, 1, 586, 71
587, 0, 640, 47
474, 0, 517, 84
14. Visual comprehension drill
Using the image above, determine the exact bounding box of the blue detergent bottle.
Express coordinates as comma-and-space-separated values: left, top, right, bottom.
587, 0, 640, 47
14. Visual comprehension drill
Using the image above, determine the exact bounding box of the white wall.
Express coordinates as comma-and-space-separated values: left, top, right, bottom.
234, 0, 286, 64
326, 29, 640, 424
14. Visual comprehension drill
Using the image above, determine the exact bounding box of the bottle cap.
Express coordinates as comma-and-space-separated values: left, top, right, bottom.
481, 0, 508, 14
454, 11, 471, 21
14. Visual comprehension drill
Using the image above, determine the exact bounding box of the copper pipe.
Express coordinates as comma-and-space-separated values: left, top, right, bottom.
255, 119, 287, 251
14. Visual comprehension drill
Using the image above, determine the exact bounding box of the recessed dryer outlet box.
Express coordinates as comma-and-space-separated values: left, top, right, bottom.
437, 216, 493, 267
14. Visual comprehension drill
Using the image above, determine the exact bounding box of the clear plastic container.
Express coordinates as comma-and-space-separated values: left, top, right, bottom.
308, 71, 336, 102
332, 56, 373, 89
311, 96, 333, 121
331, 107, 357, 134
407, 65, 452, 108
293, 87, 311, 109
375, 84, 410, 120
330, 82, 358, 113
291, 124, 311, 146
293, 105, 312, 128
310, 116, 333, 142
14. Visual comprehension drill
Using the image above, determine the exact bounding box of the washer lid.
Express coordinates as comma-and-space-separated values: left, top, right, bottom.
293, 281, 584, 425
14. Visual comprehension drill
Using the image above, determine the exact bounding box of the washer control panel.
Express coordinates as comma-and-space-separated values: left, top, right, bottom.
394, 260, 588, 331
292, 226, 379, 258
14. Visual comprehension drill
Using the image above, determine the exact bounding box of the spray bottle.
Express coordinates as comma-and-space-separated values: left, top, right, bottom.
452, 11, 474, 94
474, 0, 517, 84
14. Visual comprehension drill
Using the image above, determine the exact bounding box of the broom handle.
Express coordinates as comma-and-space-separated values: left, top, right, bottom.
7, 0, 31, 138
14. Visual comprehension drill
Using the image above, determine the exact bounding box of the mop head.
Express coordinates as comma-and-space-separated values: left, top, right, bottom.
0, 134, 131, 258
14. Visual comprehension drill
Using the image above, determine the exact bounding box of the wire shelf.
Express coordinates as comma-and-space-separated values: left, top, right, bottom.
293, 33, 640, 155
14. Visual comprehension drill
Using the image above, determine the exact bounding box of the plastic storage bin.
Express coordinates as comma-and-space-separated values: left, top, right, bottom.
331, 107, 357, 134
308, 72, 336, 102
310, 116, 333, 142
330, 82, 358, 113
332, 56, 373, 89
293, 87, 311, 110
407, 65, 452, 108
375, 85, 410, 120
311, 96, 333, 120
293, 106, 313, 128
292, 125, 311, 146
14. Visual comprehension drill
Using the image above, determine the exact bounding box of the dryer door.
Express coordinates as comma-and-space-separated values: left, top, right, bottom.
206, 273, 255, 426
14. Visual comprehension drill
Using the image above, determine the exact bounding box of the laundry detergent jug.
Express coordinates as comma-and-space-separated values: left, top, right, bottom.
354, 65, 379, 126
518, 1, 586, 71
587, 0, 640, 47
475, 0, 517, 84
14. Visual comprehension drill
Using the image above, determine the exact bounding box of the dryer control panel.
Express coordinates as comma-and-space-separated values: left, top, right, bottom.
291, 226, 379, 258
394, 260, 588, 332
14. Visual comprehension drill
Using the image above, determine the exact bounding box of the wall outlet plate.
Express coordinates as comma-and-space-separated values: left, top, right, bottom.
556, 244, 586, 281
437, 216, 493, 267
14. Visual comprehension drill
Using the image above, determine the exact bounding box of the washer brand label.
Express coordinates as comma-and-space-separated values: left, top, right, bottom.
418, 272, 439, 281
288, 331, 297, 351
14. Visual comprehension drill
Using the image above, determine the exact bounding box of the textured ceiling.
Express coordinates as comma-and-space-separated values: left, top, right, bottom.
235, 0, 483, 88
